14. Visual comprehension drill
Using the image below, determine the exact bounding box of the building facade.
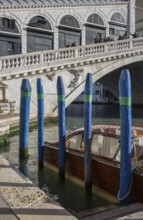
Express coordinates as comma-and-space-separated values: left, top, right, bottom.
74, 82, 118, 104
0, 0, 134, 57
135, 0, 143, 36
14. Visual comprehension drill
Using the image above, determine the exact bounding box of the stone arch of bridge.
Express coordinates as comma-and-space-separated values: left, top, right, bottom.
53, 54, 143, 113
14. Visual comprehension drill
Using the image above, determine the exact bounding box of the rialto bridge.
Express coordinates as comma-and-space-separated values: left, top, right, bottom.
0, 37, 143, 116
0, 0, 140, 115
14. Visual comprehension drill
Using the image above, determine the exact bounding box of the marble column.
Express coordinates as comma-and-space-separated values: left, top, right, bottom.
21, 28, 27, 54
106, 23, 109, 38
81, 25, 86, 45
54, 27, 59, 49
127, 0, 135, 39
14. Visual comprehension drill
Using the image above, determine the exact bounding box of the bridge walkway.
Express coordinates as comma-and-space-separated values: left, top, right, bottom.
1, 37, 143, 80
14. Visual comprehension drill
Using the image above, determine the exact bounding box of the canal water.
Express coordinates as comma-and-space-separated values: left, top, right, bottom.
1, 103, 143, 214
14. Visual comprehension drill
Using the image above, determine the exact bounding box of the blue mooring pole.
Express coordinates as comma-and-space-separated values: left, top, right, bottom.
84, 73, 93, 189
57, 76, 66, 179
119, 69, 132, 205
19, 79, 31, 158
37, 78, 44, 168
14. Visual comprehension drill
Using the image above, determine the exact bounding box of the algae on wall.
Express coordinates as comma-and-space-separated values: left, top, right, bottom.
0, 134, 9, 147
9, 117, 58, 137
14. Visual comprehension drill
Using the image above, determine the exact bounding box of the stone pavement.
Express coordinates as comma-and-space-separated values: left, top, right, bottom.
0, 156, 77, 220
0, 113, 36, 126
79, 203, 143, 220
0, 124, 9, 136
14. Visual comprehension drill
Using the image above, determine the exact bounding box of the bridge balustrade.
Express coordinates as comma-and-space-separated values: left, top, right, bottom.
0, 37, 143, 72
132, 38, 143, 47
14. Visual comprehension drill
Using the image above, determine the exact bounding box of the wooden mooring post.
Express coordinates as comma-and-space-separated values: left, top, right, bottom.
19, 79, 31, 159
119, 69, 132, 205
37, 78, 44, 168
84, 73, 93, 189
57, 76, 66, 179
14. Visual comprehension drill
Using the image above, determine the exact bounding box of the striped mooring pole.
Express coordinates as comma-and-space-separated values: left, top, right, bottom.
19, 79, 31, 159
84, 73, 93, 189
37, 78, 44, 168
119, 69, 132, 205
57, 76, 66, 179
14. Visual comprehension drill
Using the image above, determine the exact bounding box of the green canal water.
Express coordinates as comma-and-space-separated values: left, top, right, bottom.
1, 104, 143, 215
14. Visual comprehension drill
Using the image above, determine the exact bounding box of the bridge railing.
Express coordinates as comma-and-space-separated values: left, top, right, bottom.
1, 37, 143, 71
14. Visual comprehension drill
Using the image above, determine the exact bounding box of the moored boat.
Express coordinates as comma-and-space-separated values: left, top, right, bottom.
44, 125, 143, 203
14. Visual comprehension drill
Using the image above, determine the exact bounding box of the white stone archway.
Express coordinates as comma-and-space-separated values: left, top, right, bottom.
52, 55, 143, 114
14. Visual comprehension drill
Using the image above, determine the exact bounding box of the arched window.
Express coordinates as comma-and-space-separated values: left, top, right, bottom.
0, 17, 21, 56
109, 12, 127, 40
110, 12, 126, 24
87, 14, 104, 26
28, 16, 52, 30
59, 15, 81, 48
27, 16, 53, 52
86, 14, 106, 44
0, 17, 19, 33
60, 15, 80, 29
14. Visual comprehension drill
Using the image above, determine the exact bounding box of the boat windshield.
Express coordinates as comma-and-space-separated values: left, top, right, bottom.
67, 134, 83, 151
91, 134, 119, 159
113, 137, 143, 163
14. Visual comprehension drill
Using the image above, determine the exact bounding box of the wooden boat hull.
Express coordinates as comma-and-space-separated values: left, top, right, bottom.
44, 146, 143, 203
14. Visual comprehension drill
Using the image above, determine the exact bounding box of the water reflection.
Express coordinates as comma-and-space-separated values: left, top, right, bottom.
66, 103, 143, 119
66, 104, 143, 131
37, 166, 110, 213
66, 104, 120, 118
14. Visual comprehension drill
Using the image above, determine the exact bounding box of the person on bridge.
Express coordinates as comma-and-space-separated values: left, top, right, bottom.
71, 42, 76, 47
118, 35, 122, 40
131, 32, 139, 38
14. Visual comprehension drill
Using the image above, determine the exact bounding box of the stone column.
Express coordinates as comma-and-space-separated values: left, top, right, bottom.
21, 28, 27, 54
54, 27, 59, 49
81, 25, 86, 45
106, 23, 109, 38
127, 0, 135, 39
